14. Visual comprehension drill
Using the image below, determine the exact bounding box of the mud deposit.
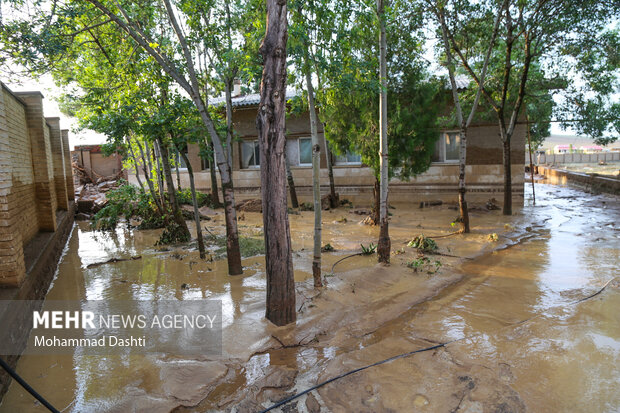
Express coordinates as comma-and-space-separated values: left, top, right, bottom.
1, 184, 619, 412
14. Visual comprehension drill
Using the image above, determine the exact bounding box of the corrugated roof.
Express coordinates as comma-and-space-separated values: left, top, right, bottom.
445, 75, 470, 90
209, 89, 300, 108
215, 77, 471, 108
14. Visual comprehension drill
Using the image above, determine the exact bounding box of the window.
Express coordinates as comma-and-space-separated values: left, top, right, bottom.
299, 138, 312, 165
174, 146, 189, 170
201, 156, 210, 170
241, 140, 260, 168
334, 151, 362, 165
433, 132, 460, 162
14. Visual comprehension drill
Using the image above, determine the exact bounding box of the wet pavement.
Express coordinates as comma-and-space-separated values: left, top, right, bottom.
1, 183, 619, 412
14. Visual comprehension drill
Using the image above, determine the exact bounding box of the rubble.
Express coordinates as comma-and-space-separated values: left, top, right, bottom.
74, 181, 121, 215
236, 198, 263, 212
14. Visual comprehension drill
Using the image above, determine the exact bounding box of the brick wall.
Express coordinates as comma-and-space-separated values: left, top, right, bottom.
0, 83, 73, 287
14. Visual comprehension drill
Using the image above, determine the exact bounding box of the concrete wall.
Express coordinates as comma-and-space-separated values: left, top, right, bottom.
534, 152, 620, 165
538, 166, 620, 195
0, 83, 74, 287
128, 106, 526, 205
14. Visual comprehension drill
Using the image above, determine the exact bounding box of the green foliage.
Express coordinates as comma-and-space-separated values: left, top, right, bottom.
321, 243, 335, 252
300, 202, 314, 211
407, 235, 438, 252
156, 222, 191, 245
91, 184, 162, 231
360, 243, 377, 255
407, 257, 442, 274
176, 188, 211, 207
212, 235, 264, 258
324, 70, 442, 181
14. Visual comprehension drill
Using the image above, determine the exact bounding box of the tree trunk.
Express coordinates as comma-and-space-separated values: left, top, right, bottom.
377, 0, 390, 264
305, 59, 323, 288
208, 141, 221, 207
526, 113, 536, 205
175, 149, 182, 190
373, 178, 380, 225
502, 138, 512, 215
125, 137, 145, 192
323, 132, 338, 208
219, 163, 243, 275
153, 140, 166, 203
284, 148, 299, 208
179, 150, 206, 259
138, 139, 165, 215
157, 137, 190, 238
458, 127, 470, 232
257, 0, 296, 326
220, 79, 244, 276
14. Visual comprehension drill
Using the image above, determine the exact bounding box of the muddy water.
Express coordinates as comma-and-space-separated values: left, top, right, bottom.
329, 185, 620, 412
1, 184, 619, 412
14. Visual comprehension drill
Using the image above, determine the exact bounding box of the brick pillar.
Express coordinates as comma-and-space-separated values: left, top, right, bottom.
0, 87, 27, 286
46, 117, 68, 210
61, 129, 75, 201
15, 92, 57, 232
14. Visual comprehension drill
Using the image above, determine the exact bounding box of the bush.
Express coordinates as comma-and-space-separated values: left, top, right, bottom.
91, 184, 163, 230
407, 234, 438, 252
176, 188, 212, 207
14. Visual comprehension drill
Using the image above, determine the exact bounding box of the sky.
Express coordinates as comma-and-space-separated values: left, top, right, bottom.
4, 74, 107, 150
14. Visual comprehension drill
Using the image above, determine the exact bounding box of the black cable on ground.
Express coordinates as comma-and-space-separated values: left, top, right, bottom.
0, 357, 60, 413
330, 252, 363, 274
257, 277, 616, 413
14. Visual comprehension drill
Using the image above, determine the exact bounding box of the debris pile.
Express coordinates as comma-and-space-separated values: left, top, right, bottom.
236, 198, 263, 213
75, 181, 120, 219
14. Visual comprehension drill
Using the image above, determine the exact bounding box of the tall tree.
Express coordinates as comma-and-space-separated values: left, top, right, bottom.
376, 0, 390, 262
256, 0, 296, 326
290, 1, 323, 287
429, 0, 506, 233
7, 0, 246, 272
441, 0, 618, 215
321, 0, 441, 225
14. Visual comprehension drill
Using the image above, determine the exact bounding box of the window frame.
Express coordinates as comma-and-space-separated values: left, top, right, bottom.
432, 130, 461, 164
241, 140, 260, 169
333, 150, 362, 166
298, 137, 313, 166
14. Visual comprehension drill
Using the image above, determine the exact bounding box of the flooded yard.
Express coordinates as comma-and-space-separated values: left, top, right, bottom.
1, 184, 619, 412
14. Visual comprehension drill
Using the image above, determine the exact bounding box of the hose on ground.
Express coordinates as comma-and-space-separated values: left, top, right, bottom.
0, 356, 60, 413
257, 277, 616, 413
330, 252, 363, 274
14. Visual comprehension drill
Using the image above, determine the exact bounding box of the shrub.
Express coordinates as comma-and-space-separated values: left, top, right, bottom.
91, 184, 161, 230
407, 257, 442, 274
407, 234, 438, 252
360, 243, 377, 255
176, 188, 211, 207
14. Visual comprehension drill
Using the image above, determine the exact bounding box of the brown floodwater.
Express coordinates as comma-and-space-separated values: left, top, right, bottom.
1, 183, 619, 412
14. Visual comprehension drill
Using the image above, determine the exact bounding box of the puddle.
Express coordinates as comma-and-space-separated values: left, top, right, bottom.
1, 184, 619, 412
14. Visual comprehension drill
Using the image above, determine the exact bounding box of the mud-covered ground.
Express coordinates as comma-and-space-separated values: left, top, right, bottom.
1, 183, 619, 413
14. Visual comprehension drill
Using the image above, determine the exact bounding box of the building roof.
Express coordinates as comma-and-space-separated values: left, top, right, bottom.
215, 75, 471, 108
209, 89, 300, 108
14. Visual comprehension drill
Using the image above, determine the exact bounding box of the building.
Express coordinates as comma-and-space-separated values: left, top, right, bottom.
128, 90, 526, 205
71, 144, 126, 185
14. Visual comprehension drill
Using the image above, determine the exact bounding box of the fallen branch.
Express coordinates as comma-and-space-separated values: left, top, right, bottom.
86, 255, 142, 268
